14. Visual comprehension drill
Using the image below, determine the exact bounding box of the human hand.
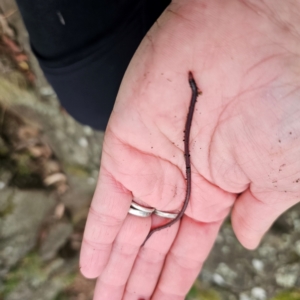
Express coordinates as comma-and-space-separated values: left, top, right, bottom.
80, 0, 300, 298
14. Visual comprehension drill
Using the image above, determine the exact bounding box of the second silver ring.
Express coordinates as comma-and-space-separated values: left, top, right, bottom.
154, 209, 178, 219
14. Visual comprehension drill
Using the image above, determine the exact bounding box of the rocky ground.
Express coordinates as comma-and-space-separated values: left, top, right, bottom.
0, 1, 300, 300
191, 208, 300, 300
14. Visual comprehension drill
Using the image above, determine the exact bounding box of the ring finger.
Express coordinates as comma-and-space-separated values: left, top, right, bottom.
123, 214, 180, 300
93, 213, 151, 300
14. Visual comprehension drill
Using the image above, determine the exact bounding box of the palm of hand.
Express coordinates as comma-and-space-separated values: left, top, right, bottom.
80, 0, 300, 299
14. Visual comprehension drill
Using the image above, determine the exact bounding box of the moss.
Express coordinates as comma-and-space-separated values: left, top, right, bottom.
0, 137, 9, 156
0, 274, 20, 297
52, 274, 77, 300
0, 76, 34, 106
1, 251, 77, 298
272, 290, 300, 300
1, 253, 45, 297
0, 197, 14, 217
64, 164, 90, 177
11, 152, 44, 188
187, 285, 221, 300
6, 71, 29, 89
14, 153, 32, 176
62, 273, 77, 286
54, 294, 69, 300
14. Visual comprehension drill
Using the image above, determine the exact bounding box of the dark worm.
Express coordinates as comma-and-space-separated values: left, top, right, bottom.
141, 71, 200, 247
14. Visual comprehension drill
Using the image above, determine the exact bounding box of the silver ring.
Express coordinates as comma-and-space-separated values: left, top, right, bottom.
131, 202, 155, 213
154, 209, 178, 219
128, 207, 152, 217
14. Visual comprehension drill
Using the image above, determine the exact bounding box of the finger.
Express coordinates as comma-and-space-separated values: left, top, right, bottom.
151, 216, 222, 300
93, 214, 151, 300
231, 188, 298, 249
123, 215, 179, 300
80, 167, 132, 278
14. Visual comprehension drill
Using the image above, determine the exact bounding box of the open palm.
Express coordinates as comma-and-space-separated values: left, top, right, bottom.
80, 0, 300, 299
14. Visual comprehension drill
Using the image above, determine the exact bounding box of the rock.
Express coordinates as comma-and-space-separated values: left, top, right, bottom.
0, 169, 12, 188
239, 293, 251, 300
39, 223, 73, 261
0, 189, 55, 238
83, 126, 93, 136
275, 264, 300, 288
258, 244, 276, 258
39, 87, 55, 97
0, 77, 103, 169
212, 273, 225, 286
252, 259, 264, 272
87, 177, 96, 185
78, 137, 88, 148
2, 252, 78, 300
221, 245, 230, 254
31, 278, 67, 300
0, 189, 14, 216
251, 287, 267, 300
215, 263, 237, 286
295, 240, 300, 256
199, 205, 300, 300
5, 265, 70, 300
0, 189, 56, 278
5, 282, 33, 300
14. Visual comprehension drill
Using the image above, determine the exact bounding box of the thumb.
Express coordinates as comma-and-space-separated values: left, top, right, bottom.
231, 188, 297, 249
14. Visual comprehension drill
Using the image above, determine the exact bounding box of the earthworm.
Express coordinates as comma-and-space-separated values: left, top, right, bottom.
141, 71, 200, 247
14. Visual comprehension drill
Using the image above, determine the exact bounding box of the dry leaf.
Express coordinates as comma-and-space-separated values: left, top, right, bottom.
44, 173, 67, 186
28, 144, 52, 158
54, 202, 65, 219
18, 126, 39, 141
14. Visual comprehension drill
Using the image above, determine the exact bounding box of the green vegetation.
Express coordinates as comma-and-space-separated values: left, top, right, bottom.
187, 284, 221, 300
0, 139, 9, 156
52, 273, 77, 300
0, 192, 14, 217
0, 253, 44, 297
0, 252, 76, 299
11, 152, 43, 188
54, 294, 70, 300
272, 290, 300, 300
65, 164, 90, 178
15, 153, 32, 176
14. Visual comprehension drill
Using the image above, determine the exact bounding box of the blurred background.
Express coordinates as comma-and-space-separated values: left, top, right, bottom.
0, 1, 300, 299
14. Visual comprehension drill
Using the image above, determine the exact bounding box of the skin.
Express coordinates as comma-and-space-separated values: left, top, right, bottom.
80, 0, 300, 299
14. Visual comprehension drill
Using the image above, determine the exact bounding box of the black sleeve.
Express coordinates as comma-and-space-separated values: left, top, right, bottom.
16, 0, 171, 130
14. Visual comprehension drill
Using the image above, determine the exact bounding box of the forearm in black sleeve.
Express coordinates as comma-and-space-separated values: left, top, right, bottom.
16, 0, 171, 130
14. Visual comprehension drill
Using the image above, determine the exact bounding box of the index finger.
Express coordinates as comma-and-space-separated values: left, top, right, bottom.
80, 166, 132, 278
